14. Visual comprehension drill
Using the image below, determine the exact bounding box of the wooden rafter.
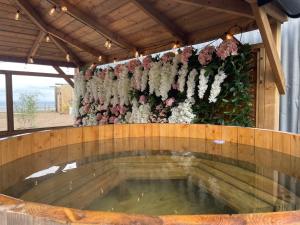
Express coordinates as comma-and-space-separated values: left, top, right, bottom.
50, 35, 82, 67
15, 0, 107, 61
171, 0, 254, 18
53, 66, 74, 88
131, 0, 187, 44
249, 2, 286, 94
0, 55, 77, 67
47, 0, 135, 50
27, 30, 46, 63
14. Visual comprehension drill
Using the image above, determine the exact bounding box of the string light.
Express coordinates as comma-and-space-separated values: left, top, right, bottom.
104, 40, 112, 49
15, 10, 20, 21
66, 53, 70, 62
172, 41, 180, 49
61, 6, 68, 12
113, 58, 117, 64
45, 34, 50, 42
49, 6, 56, 16
98, 56, 102, 62
28, 57, 34, 64
225, 32, 233, 40
135, 50, 139, 58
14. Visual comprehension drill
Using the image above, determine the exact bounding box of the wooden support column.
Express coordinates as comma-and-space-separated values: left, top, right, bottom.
256, 23, 281, 130
5, 73, 14, 133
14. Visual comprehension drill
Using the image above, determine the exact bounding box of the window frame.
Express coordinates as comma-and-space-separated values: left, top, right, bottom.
0, 69, 75, 137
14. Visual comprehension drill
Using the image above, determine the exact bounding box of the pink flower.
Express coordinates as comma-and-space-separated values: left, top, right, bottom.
110, 106, 119, 116
84, 70, 92, 80
216, 39, 238, 60
127, 59, 141, 73
182, 47, 193, 64
198, 46, 215, 65
97, 69, 107, 79
161, 52, 175, 63
119, 105, 127, 115
109, 116, 116, 124
165, 97, 175, 107
83, 104, 90, 113
100, 116, 108, 124
114, 64, 123, 77
114, 117, 119, 124
139, 95, 146, 104
142, 56, 152, 70
75, 118, 82, 126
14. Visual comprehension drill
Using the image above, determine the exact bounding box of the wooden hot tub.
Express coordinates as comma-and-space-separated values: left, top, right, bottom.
1, 124, 300, 225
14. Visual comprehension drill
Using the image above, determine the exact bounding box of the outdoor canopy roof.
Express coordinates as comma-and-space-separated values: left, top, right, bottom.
0, 0, 292, 68
258, 0, 300, 18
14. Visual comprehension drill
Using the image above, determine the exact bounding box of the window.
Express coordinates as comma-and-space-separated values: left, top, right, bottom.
0, 74, 7, 131
12, 75, 74, 130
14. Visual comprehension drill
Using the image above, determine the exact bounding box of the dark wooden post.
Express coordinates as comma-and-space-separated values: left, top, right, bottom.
5, 73, 14, 134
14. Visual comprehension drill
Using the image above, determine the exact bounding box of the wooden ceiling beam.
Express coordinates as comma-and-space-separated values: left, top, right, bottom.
170, 0, 254, 18
249, 2, 286, 94
131, 0, 187, 44
15, 0, 107, 62
47, 0, 135, 50
0, 55, 77, 67
50, 35, 83, 67
53, 65, 74, 88
27, 30, 46, 63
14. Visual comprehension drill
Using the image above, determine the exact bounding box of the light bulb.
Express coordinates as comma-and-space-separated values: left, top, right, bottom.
98, 56, 102, 62
108, 41, 112, 49
225, 33, 233, 40
113, 58, 117, 64
15, 10, 20, 21
29, 57, 34, 64
45, 34, 50, 42
104, 40, 109, 48
49, 6, 56, 16
135, 51, 139, 58
61, 6, 68, 12
66, 54, 70, 62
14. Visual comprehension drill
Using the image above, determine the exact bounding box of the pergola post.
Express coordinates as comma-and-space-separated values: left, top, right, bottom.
5, 73, 14, 133
256, 22, 281, 130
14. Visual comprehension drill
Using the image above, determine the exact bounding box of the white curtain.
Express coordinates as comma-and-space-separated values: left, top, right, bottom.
237, 19, 300, 132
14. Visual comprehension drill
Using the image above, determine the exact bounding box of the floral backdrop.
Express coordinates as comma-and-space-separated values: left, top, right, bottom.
73, 39, 253, 127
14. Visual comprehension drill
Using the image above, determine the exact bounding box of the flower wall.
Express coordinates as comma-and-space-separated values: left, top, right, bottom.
73, 39, 253, 127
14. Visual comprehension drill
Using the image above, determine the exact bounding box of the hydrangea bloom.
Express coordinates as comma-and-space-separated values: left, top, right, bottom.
127, 59, 141, 73
181, 46, 193, 64
198, 46, 215, 65
216, 39, 238, 60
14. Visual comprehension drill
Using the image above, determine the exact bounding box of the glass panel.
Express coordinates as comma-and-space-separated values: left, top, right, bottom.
0, 74, 7, 131
12, 75, 74, 130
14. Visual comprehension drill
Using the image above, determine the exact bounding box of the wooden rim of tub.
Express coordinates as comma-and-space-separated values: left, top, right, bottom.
1, 124, 300, 225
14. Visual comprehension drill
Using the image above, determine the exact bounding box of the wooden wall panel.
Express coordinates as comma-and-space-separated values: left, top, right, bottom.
174, 124, 190, 138
99, 125, 114, 140
291, 134, 300, 158
32, 131, 51, 153
189, 124, 205, 139
254, 129, 273, 149
82, 126, 99, 142
66, 127, 83, 145
205, 125, 222, 140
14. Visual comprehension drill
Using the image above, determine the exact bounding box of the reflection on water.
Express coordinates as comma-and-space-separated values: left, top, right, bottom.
1, 137, 300, 215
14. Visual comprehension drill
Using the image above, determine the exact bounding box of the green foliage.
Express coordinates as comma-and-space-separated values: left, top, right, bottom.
192, 44, 254, 127
15, 92, 39, 129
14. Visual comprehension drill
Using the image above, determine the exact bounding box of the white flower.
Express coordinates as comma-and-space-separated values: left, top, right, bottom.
73, 72, 86, 117
168, 100, 195, 123
198, 69, 209, 99
111, 80, 119, 106
118, 66, 130, 106
178, 63, 188, 92
159, 62, 172, 100
128, 100, 151, 123
208, 70, 227, 103
103, 70, 113, 107
187, 69, 197, 101
149, 61, 162, 97
141, 69, 149, 92
132, 66, 142, 90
